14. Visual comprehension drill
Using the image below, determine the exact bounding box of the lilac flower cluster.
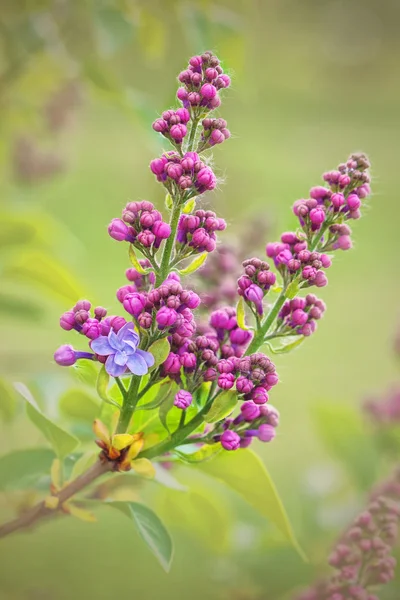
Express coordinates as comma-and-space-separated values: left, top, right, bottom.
277, 294, 326, 337
177, 209, 227, 254
266, 232, 331, 289
237, 258, 277, 314
152, 108, 191, 145
150, 151, 217, 195
125, 260, 156, 290
215, 353, 279, 402
363, 386, 400, 425
198, 117, 231, 151
117, 277, 200, 339
59, 300, 126, 341
296, 468, 400, 600
177, 51, 231, 113
214, 403, 279, 451
108, 200, 171, 249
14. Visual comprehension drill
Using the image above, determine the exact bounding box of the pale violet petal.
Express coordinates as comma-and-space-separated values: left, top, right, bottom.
90, 336, 114, 356
114, 350, 128, 366
108, 330, 123, 351
105, 354, 126, 377
126, 353, 148, 376
117, 322, 136, 341
135, 348, 155, 368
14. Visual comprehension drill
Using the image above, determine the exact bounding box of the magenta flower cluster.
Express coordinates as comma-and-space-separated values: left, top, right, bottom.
277, 294, 326, 337
176, 51, 231, 111
237, 258, 277, 314
152, 108, 191, 145
150, 150, 217, 195
296, 468, 400, 600
177, 209, 227, 254
198, 117, 231, 151
108, 200, 171, 249
216, 403, 279, 450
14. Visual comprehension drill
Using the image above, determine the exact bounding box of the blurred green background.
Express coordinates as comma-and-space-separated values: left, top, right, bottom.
1, 0, 400, 598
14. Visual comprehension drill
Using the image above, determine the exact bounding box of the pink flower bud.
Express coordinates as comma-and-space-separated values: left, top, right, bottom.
108, 218, 129, 241
60, 311, 76, 331
152, 221, 171, 239
201, 83, 217, 99
169, 123, 187, 142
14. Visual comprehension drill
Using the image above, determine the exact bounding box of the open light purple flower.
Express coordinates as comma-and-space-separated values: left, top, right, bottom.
91, 322, 154, 377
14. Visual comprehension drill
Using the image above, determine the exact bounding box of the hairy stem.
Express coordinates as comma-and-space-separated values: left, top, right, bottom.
156, 201, 182, 285
0, 459, 113, 540
186, 116, 200, 152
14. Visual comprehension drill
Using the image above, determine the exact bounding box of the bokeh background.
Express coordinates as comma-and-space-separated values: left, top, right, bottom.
1, 0, 400, 598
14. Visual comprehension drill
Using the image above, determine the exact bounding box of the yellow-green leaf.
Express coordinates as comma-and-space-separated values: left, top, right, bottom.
112, 434, 135, 451
178, 252, 208, 276
195, 449, 306, 560
236, 296, 248, 330
59, 389, 100, 422
68, 503, 97, 522
71, 361, 99, 387
129, 245, 148, 274
96, 366, 121, 408
265, 336, 305, 354
50, 459, 62, 489
15, 383, 79, 460
165, 193, 173, 210
131, 458, 156, 479
0, 448, 55, 491
148, 338, 170, 370
182, 198, 196, 214
285, 279, 300, 300
205, 391, 238, 423
175, 443, 222, 463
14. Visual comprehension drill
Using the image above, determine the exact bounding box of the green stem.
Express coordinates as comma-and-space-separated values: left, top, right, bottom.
156, 201, 182, 285
245, 291, 287, 355
186, 117, 200, 152
139, 401, 211, 459
116, 376, 141, 433
115, 377, 127, 400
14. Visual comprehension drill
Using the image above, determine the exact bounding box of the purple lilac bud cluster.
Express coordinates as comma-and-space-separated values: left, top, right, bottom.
152, 108, 191, 145
117, 277, 200, 339
59, 300, 125, 343
213, 403, 279, 451
150, 151, 217, 195
124, 260, 156, 291
215, 353, 279, 401
108, 200, 171, 249
277, 294, 326, 337
363, 386, 400, 425
198, 117, 231, 151
176, 51, 231, 113
237, 258, 277, 314
177, 209, 227, 254
293, 153, 371, 246
266, 232, 331, 288
295, 469, 400, 600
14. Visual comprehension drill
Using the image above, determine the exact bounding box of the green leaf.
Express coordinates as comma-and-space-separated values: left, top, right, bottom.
236, 296, 248, 331
129, 245, 149, 274
312, 403, 379, 489
108, 502, 173, 571
178, 252, 208, 276
3, 251, 88, 305
136, 382, 172, 412
0, 378, 17, 421
59, 389, 100, 422
0, 448, 55, 491
71, 360, 99, 387
159, 392, 176, 436
205, 391, 238, 423
165, 193, 173, 210
15, 383, 79, 460
285, 280, 300, 300
175, 443, 222, 463
182, 198, 196, 214
96, 366, 121, 408
265, 336, 305, 354
148, 338, 170, 371
195, 449, 306, 559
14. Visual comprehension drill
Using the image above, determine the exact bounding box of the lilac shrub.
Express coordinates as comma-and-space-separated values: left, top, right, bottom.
0, 52, 373, 565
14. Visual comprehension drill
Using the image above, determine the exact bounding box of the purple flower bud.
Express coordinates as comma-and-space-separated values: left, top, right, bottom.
310, 186, 331, 200
210, 129, 226, 145
221, 430, 241, 451
334, 235, 353, 250
165, 162, 183, 181
170, 123, 187, 142
292, 309, 309, 326
258, 424, 276, 442
174, 390, 193, 409
175, 108, 190, 123
314, 270, 328, 287
230, 327, 252, 346
244, 284, 264, 304
163, 352, 182, 374
201, 83, 217, 99
156, 306, 178, 328
74, 300, 91, 312
150, 157, 167, 175
216, 74, 231, 88
108, 218, 129, 241
152, 221, 171, 239
241, 401, 261, 421
74, 309, 89, 326
180, 352, 197, 369
251, 387, 269, 405
81, 318, 102, 340
123, 293, 146, 317
152, 118, 168, 133
236, 376, 254, 394
347, 194, 361, 211
138, 312, 152, 329
204, 367, 217, 381
309, 207, 326, 226
137, 230, 155, 247
331, 193, 345, 209
94, 306, 107, 320
60, 311, 76, 331
54, 344, 76, 366
218, 373, 235, 390
196, 167, 216, 190
177, 87, 188, 101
